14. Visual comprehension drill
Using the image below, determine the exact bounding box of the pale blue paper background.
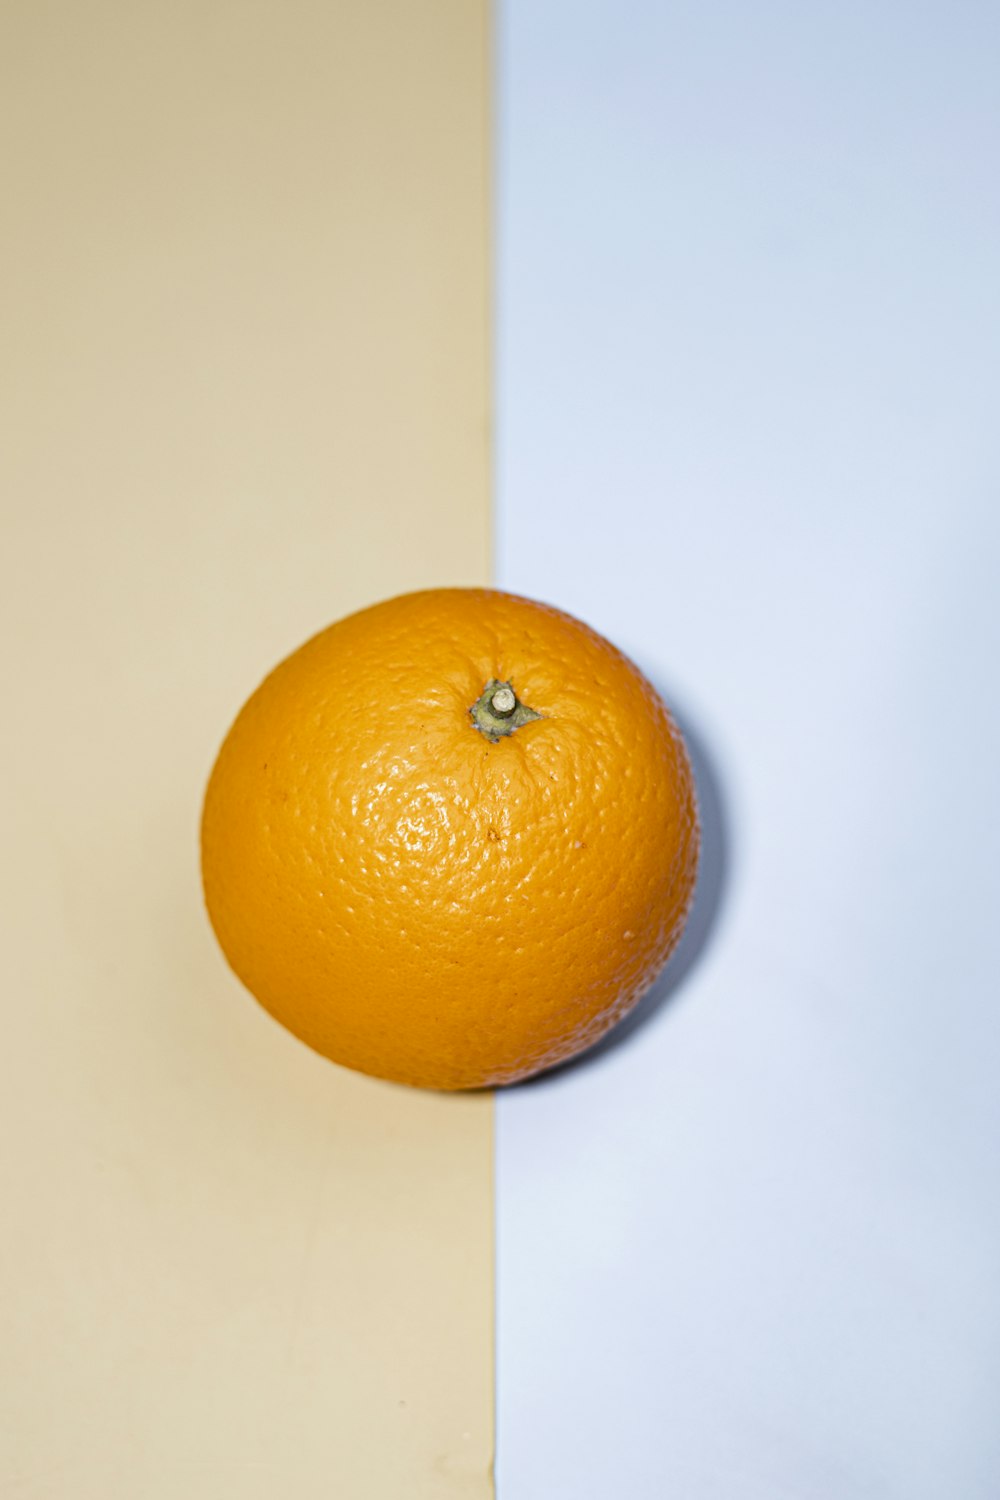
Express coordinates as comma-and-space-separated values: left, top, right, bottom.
495, 3, 1000, 1495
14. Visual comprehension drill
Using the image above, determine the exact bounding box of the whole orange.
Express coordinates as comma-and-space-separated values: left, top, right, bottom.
200, 588, 699, 1089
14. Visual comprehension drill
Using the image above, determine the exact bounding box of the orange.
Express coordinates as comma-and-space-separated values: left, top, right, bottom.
200, 588, 699, 1089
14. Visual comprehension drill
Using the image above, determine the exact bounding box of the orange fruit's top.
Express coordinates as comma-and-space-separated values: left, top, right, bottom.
200, 588, 699, 1089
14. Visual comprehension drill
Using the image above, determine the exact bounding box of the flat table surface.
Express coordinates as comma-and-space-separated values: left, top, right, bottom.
0, 6, 494, 1495
494, 3, 1000, 1496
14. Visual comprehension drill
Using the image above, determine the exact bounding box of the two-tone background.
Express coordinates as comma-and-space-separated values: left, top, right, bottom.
3, 3, 999, 1496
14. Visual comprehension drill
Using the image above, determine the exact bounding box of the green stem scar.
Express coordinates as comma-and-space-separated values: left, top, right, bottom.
469, 679, 543, 743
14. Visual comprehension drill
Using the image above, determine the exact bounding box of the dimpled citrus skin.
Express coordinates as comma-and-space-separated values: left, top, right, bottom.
200, 588, 699, 1089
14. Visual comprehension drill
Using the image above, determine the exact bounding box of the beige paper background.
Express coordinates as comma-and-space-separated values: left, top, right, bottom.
1, 3, 493, 1495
